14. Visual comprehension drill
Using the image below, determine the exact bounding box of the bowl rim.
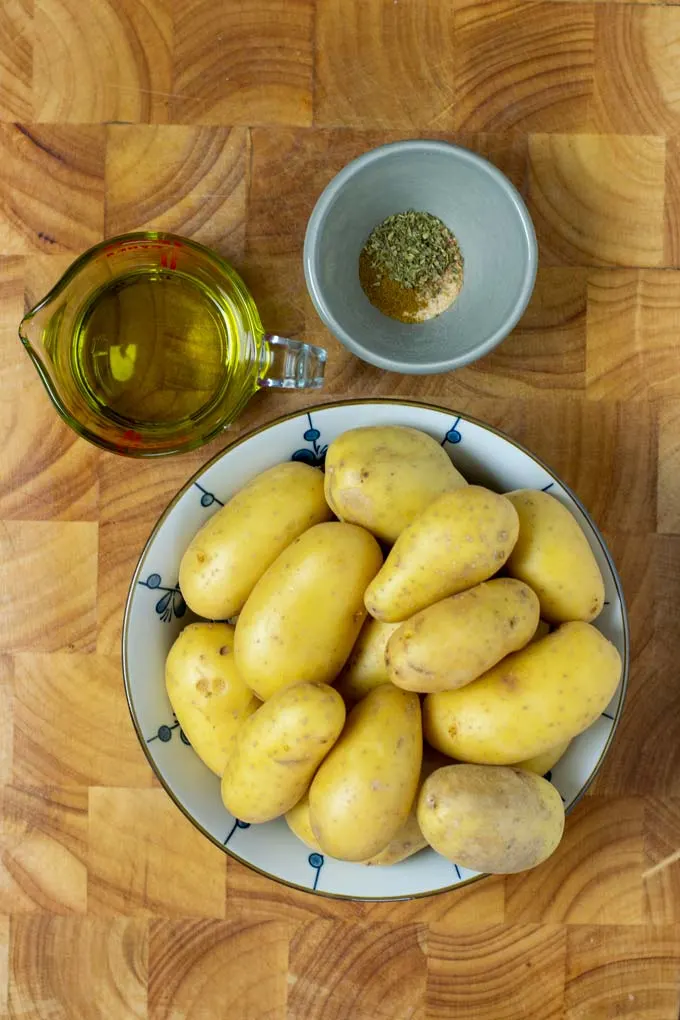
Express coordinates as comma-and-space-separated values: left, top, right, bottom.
122, 397, 629, 901
303, 140, 539, 375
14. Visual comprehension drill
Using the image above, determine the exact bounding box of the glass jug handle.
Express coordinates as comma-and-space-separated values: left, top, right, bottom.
258, 335, 326, 390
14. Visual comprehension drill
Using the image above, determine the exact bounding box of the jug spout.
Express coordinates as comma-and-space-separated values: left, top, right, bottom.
20, 303, 50, 351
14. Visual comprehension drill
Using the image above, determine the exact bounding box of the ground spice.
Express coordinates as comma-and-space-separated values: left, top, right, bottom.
358, 210, 464, 324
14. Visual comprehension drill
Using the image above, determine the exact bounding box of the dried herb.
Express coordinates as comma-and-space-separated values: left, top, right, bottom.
359, 210, 464, 323
362, 210, 462, 292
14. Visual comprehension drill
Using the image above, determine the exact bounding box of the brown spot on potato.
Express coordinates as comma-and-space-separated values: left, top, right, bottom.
196, 551, 206, 564
501, 673, 518, 691
219, 645, 231, 655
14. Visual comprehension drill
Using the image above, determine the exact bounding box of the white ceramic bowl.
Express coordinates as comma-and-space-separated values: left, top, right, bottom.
123, 400, 628, 901
303, 141, 537, 375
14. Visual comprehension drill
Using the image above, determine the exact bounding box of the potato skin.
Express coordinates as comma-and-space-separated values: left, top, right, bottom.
515, 741, 571, 776
386, 579, 540, 693
165, 623, 259, 776
234, 522, 383, 700
365, 487, 520, 623
287, 750, 447, 866
221, 683, 345, 823
363, 749, 450, 865
423, 622, 622, 764
324, 425, 467, 544
505, 489, 605, 624
285, 792, 322, 852
179, 462, 332, 620
417, 764, 565, 874
334, 618, 400, 705
309, 685, 422, 862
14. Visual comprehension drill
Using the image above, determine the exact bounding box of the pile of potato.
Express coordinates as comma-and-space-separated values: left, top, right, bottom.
166, 425, 622, 875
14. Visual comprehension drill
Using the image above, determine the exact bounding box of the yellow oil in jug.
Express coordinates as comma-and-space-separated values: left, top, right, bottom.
71, 270, 241, 428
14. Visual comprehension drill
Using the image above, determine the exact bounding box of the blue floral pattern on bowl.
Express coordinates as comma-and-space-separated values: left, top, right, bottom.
291, 411, 328, 468
138, 572, 186, 623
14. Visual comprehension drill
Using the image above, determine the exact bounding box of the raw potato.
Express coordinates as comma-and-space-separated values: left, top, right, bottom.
362, 809, 425, 866
234, 522, 383, 700
363, 749, 450, 865
365, 487, 520, 623
386, 578, 540, 693
285, 793, 321, 852
334, 618, 400, 705
179, 462, 332, 619
287, 750, 448, 865
309, 685, 422, 861
165, 623, 259, 776
516, 741, 571, 776
505, 489, 605, 624
417, 764, 565, 874
221, 683, 345, 823
324, 425, 467, 544
423, 622, 621, 764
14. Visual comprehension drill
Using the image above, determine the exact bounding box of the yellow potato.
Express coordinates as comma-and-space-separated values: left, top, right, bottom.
363, 749, 450, 865
287, 750, 448, 865
165, 623, 259, 776
386, 578, 540, 693
515, 741, 571, 776
365, 486, 520, 623
221, 682, 345, 823
234, 522, 383, 700
324, 425, 467, 544
505, 489, 605, 624
417, 764, 565, 874
423, 621, 621, 764
179, 462, 332, 619
363, 809, 426, 866
334, 618, 400, 705
309, 685, 422, 861
285, 792, 321, 852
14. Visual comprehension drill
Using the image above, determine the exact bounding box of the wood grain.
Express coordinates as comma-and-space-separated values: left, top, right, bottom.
528, 133, 666, 266
426, 924, 567, 1020
172, 0, 315, 127
149, 918, 290, 1020
88, 788, 227, 917
1, 0, 680, 1015
288, 922, 426, 1020
0, 125, 105, 254
8, 916, 147, 1020
453, 1, 595, 132
33, 0, 173, 125
565, 926, 680, 1020
105, 124, 248, 255
591, 5, 680, 137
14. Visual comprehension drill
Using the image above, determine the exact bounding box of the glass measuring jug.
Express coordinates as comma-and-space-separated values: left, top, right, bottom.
19, 232, 326, 457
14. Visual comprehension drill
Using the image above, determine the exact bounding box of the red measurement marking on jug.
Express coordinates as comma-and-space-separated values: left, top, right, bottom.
122, 429, 142, 445
105, 240, 184, 260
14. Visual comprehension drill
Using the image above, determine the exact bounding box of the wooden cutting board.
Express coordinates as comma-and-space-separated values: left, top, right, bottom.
1, 0, 679, 1017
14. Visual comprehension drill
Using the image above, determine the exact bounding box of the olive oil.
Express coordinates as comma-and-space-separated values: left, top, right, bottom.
72, 270, 237, 428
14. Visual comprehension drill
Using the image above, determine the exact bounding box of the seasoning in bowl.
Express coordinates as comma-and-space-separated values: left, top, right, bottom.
359, 210, 464, 324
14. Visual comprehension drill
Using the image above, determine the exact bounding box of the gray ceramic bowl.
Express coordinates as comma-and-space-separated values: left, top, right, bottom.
304, 140, 537, 375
